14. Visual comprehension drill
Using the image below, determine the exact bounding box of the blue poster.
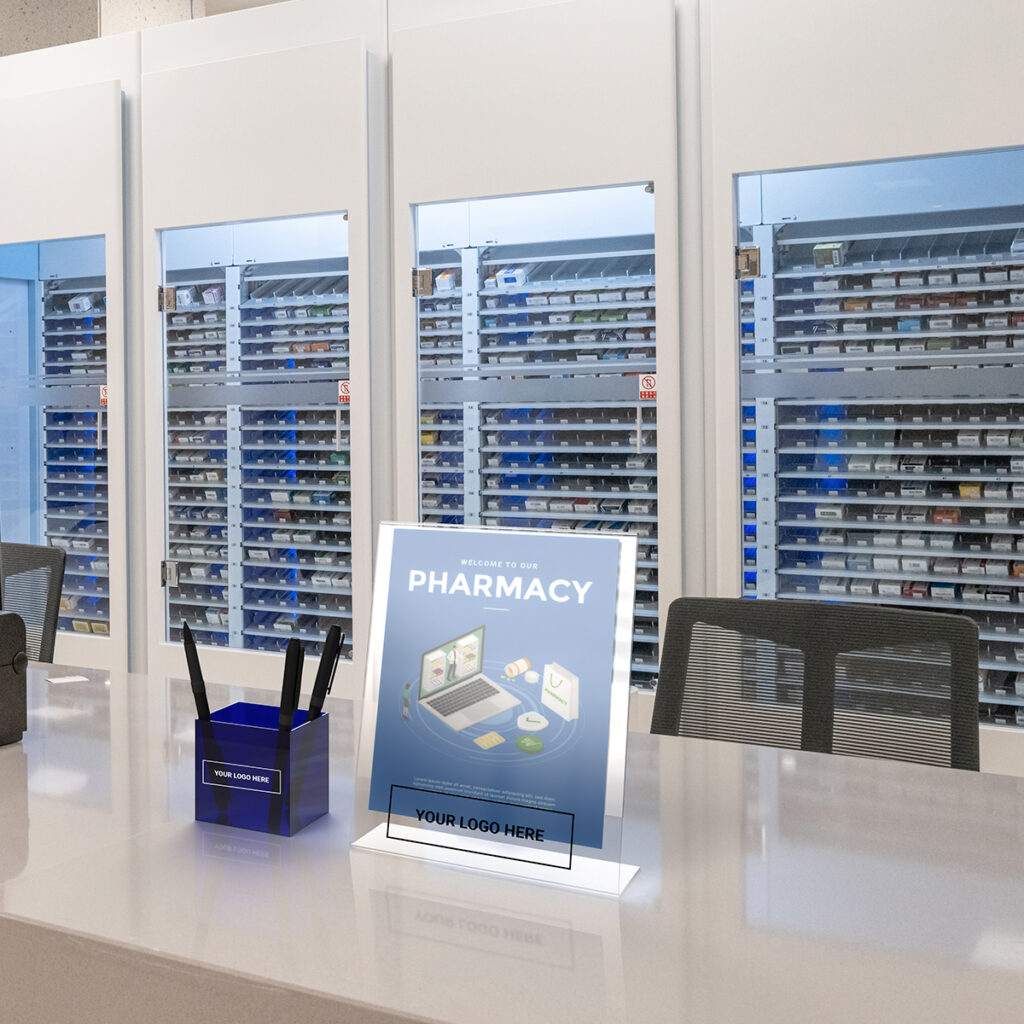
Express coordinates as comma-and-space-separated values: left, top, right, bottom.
365, 525, 632, 851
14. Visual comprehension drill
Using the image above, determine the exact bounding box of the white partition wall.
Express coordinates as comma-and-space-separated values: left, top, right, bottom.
391, 0, 681, 694
0, 35, 139, 673
140, 1, 386, 695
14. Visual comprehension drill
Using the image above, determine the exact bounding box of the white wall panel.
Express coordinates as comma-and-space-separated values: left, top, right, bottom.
0, 34, 138, 97
392, 0, 677, 205
141, 0, 375, 72
0, 82, 121, 244
142, 42, 364, 229
390, 0, 559, 31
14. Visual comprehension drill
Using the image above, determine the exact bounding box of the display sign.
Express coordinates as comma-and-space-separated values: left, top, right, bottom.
638, 374, 657, 401
338, 379, 350, 404
355, 524, 637, 892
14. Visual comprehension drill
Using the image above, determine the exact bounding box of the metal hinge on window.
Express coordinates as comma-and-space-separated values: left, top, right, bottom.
161, 561, 179, 588
158, 286, 177, 312
412, 268, 433, 296
736, 246, 760, 279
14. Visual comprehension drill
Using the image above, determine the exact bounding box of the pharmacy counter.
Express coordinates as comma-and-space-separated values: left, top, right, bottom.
4, 667, 1024, 1023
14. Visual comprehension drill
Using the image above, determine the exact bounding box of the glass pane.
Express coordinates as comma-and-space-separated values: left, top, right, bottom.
736, 145, 1024, 729
0, 235, 109, 639
161, 213, 353, 660
414, 184, 659, 689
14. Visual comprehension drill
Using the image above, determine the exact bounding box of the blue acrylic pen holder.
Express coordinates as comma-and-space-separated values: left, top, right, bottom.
195, 702, 329, 836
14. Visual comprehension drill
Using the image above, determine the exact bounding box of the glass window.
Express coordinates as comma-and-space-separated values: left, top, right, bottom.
0, 235, 110, 638
736, 146, 1024, 728
160, 213, 353, 660
414, 185, 660, 688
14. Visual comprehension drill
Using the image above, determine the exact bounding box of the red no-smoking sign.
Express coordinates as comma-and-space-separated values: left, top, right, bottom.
638, 374, 657, 401
99, 385, 109, 407
338, 380, 351, 404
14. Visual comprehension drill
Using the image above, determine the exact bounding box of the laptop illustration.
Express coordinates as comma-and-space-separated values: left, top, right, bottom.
418, 626, 521, 731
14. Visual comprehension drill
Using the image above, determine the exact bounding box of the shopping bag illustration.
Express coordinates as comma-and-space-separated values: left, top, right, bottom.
541, 662, 579, 722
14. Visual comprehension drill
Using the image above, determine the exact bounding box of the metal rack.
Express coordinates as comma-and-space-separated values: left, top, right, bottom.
42, 276, 110, 636
739, 210, 1024, 726
162, 257, 352, 659
417, 235, 659, 688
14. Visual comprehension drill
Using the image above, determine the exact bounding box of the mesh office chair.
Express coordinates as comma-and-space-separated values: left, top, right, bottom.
0, 542, 66, 663
651, 597, 979, 771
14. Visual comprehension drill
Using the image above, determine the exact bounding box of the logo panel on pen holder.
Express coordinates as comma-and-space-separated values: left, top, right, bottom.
186, 622, 340, 836
195, 703, 329, 836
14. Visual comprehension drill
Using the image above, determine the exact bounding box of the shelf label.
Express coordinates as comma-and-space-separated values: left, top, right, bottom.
338, 380, 351, 405
99, 385, 109, 407
639, 374, 657, 401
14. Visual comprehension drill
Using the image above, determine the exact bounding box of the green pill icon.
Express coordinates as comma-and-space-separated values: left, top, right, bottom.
516, 734, 544, 754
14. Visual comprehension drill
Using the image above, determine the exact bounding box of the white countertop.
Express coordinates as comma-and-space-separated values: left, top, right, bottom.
4, 665, 1024, 1023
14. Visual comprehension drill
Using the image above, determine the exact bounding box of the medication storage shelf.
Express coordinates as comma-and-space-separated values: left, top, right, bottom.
239, 260, 349, 380
42, 272, 110, 637
415, 188, 659, 688
240, 405, 352, 655
166, 405, 229, 648
165, 270, 227, 383
739, 177, 1024, 726
161, 219, 352, 662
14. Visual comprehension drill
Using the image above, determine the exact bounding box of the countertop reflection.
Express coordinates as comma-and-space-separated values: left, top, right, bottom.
5, 666, 1024, 1022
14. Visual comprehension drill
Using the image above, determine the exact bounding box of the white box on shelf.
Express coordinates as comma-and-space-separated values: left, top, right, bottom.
820, 578, 849, 595
435, 271, 457, 293
496, 267, 526, 289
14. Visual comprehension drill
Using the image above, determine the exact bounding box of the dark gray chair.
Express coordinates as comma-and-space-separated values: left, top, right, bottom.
651, 597, 979, 771
0, 542, 66, 663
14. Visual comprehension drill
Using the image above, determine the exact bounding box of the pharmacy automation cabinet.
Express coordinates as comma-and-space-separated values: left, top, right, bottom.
140, 1, 387, 696
701, 0, 1024, 770
0, 34, 140, 673
390, 0, 682, 694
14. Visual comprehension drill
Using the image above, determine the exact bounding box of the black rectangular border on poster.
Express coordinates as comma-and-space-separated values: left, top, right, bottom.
387, 783, 576, 871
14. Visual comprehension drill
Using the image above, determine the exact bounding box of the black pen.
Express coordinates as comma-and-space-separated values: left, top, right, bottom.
184, 621, 229, 821
182, 621, 211, 720
307, 626, 344, 722
293, 645, 305, 712
269, 638, 301, 835
279, 638, 302, 730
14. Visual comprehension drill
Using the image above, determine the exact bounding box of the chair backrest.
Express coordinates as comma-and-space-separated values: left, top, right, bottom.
651, 597, 980, 771
0, 542, 66, 663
